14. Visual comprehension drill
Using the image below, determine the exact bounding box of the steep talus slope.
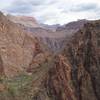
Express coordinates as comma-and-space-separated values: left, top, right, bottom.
45, 21, 100, 100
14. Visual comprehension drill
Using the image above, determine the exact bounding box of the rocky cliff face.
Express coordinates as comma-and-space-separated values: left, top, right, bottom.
0, 12, 49, 77
7, 14, 39, 28
45, 21, 100, 100
0, 12, 54, 100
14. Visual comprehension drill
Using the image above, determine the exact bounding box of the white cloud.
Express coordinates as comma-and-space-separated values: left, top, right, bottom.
0, 0, 100, 24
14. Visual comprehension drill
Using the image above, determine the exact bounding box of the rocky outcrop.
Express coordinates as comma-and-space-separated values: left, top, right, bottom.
45, 55, 76, 100
67, 22, 100, 100
0, 12, 47, 77
46, 21, 100, 100
7, 14, 39, 28
0, 12, 24, 77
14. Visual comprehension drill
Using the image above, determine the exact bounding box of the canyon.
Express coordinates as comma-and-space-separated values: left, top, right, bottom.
0, 11, 100, 100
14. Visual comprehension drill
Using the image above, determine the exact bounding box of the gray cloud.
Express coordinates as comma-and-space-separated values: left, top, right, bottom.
6, 1, 33, 14
5, 0, 51, 14
71, 3, 98, 12
30, 0, 52, 6
2, 0, 100, 24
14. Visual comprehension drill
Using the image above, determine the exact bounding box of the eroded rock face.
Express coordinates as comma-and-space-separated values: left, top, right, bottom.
0, 12, 44, 77
45, 55, 76, 100
0, 12, 24, 77
7, 14, 39, 28
46, 21, 100, 100
67, 22, 100, 100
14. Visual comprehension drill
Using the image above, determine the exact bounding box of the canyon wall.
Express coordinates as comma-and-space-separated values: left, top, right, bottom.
46, 22, 100, 100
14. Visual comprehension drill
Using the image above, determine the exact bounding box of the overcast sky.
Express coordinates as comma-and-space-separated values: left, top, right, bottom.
0, 0, 100, 25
